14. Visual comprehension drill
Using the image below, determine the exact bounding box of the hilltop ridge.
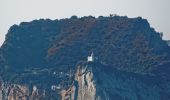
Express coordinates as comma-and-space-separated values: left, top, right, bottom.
0, 15, 170, 99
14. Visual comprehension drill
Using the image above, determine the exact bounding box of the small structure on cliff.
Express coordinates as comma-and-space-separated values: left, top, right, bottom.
51, 85, 61, 91
87, 52, 94, 62
33, 85, 37, 91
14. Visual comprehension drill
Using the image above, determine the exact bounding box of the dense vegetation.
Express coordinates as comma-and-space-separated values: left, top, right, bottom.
0, 15, 170, 82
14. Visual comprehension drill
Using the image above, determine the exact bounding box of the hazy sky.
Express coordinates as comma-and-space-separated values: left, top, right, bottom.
0, 0, 170, 46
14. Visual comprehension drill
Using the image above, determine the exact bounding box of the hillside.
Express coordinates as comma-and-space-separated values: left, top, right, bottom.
0, 15, 170, 100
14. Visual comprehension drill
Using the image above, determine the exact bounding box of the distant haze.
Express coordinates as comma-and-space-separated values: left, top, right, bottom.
0, 0, 170, 46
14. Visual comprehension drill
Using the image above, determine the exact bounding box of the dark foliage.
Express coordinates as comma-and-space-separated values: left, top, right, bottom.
0, 15, 170, 83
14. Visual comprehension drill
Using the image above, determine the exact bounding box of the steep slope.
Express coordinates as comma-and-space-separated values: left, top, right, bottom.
69, 62, 170, 100
1, 62, 170, 100
0, 15, 170, 99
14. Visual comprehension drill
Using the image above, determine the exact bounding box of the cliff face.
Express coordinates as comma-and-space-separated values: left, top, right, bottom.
0, 16, 170, 100
0, 63, 97, 100
1, 62, 170, 100
60, 63, 97, 100
0, 63, 96, 100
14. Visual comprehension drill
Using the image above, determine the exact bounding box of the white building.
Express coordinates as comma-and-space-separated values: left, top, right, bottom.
33, 85, 37, 91
87, 52, 94, 62
51, 85, 61, 91
51, 85, 56, 91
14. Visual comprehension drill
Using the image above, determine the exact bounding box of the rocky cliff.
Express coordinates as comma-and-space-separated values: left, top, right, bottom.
1, 62, 170, 100
0, 15, 170, 100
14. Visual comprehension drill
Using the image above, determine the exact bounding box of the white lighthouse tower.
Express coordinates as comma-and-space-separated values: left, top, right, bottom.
87, 52, 94, 62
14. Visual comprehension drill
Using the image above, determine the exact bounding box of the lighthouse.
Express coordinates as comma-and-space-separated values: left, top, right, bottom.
87, 52, 94, 62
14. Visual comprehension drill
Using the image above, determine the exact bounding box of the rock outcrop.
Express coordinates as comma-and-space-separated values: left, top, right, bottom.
61, 63, 96, 100
1, 62, 170, 100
